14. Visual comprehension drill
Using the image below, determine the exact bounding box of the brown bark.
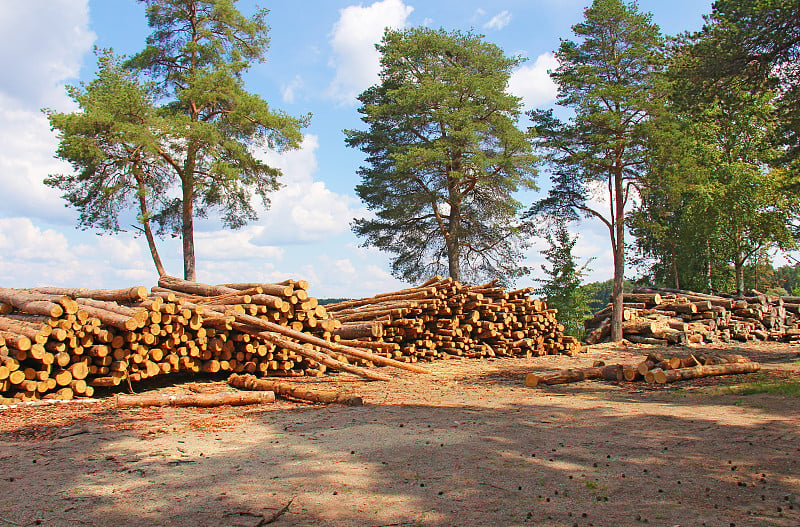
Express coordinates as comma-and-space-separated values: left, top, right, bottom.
654, 361, 761, 383
228, 373, 362, 406
116, 391, 275, 408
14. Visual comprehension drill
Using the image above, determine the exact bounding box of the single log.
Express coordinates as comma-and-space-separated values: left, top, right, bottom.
116, 391, 275, 408
657, 361, 761, 383
228, 373, 362, 405
524, 365, 611, 387
625, 335, 669, 346
0, 288, 64, 318
158, 275, 239, 297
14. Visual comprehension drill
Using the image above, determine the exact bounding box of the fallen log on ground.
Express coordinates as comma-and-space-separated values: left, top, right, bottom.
116, 391, 275, 408
650, 361, 762, 383
228, 373, 362, 406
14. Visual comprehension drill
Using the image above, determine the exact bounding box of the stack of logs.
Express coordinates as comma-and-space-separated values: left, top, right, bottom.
0, 275, 580, 403
324, 276, 583, 361
525, 352, 761, 387
584, 286, 800, 345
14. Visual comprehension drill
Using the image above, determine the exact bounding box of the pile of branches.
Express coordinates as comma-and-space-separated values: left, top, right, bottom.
325, 276, 583, 360
585, 286, 800, 345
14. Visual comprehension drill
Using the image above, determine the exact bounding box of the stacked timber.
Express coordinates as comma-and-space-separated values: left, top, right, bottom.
0, 275, 581, 403
0, 278, 431, 403
584, 286, 800, 345
324, 276, 583, 361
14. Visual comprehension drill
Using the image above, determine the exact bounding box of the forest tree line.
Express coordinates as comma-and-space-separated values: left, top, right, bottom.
45, 0, 800, 343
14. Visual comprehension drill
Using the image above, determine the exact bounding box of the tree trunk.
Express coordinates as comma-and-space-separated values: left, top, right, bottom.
734, 258, 745, 298
705, 240, 713, 293
134, 170, 167, 277
181, 155, 196, 281
610, 158, 625, 342
671, 244, 679, 289
446, 168, 461, 282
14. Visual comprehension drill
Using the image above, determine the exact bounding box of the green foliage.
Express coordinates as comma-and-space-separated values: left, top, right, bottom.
688, 0, 800, 183
45, 49, 170, 234
580, 278, 633, 312
774, 262, 800, 294
346, 27, 537, 285
632, 27, 799, 295
534, 221, 593, 337
527, 0, 663, 340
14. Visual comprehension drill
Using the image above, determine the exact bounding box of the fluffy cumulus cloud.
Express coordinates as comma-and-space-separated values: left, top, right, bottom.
0, 0, 95, 108
326, 0, 413, 104
0, 218, 159, 287
508, 52, 560, 110
251, 135, 365, 245
484, 10, 512, 30
0, 0, 95, 225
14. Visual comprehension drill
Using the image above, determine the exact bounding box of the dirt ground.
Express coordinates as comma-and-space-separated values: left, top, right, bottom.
1, 341, 800, 527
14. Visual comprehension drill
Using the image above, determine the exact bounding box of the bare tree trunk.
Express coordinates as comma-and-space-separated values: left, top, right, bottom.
181, 154, 196, 281
133, 171, 166, 277
446, 173, 461, 283
610, 160, 625, 342
671, 244, 679, 289
705, 240, 713, 293
735, 258, 745, 298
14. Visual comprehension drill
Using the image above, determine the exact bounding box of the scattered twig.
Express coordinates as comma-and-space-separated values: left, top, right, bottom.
257, 498, 293, 526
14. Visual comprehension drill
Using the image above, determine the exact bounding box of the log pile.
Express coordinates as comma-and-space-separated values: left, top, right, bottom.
0, 277, 420, 403
324, 276, 583, 361
0, 275, 580, 403
525, 353, 761, 387
584, 286, 800, 345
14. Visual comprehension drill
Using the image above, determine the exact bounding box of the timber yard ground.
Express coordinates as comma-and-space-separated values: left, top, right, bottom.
1, 341, 799, 527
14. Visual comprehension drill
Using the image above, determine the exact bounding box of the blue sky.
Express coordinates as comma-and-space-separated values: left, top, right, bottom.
0, 0, 713, 298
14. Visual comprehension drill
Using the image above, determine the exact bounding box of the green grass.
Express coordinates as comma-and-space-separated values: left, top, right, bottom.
727, 379, 800, 397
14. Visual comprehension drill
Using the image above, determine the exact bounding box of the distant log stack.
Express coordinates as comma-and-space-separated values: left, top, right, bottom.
0, 275, 581, 403
324, 276, 583, 361
584, 286, 800, 345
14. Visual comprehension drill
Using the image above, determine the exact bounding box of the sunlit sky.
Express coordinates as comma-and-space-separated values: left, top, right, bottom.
0, 0, 714, 298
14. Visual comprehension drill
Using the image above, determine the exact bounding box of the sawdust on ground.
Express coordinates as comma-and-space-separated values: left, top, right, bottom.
1, 341, 799, 527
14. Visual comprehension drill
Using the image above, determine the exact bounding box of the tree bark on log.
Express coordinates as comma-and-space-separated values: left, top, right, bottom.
653, 361, 761, 383
116, 391, 275, 408
227, 373, 362, 405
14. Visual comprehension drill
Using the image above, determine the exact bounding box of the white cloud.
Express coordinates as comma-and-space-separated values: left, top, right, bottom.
0, 1, 95, 226
281, 75, 304, 104
484, 10, 512, 30
326, 0, 413, 104
195, 227, 285, 261
0, 0, 94, 108
508, 52, 559, 110
253, 135, 365, 245
0, 217, 162, 288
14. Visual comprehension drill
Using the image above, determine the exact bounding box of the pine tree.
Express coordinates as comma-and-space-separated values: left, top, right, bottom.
534, 222, 593, 337
527, 0, 663, 340
346, 27, 537, 285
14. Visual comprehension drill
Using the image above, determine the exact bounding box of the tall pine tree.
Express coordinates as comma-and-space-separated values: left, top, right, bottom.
346, 27, 537, 285
527, 0, 663, 340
